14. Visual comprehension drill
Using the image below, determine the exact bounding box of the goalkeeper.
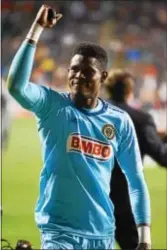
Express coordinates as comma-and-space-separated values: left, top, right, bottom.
7, 5, 151, 250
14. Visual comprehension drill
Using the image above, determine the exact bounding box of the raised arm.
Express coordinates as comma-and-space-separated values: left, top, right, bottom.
7, 5, 62, 115
116, 113, 151, 250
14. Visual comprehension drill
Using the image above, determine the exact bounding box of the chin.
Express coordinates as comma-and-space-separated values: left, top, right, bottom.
73, 90, 92, 99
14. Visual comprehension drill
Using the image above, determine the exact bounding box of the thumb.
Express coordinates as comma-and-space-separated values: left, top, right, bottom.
56, 14, 63, 22
52, 13, 63, 26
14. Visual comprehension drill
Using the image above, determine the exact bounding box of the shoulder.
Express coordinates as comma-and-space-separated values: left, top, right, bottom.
133, 108, 155, 126
39, 85, 70, 103
51, 88, 69, 101
105, 101, 132, 130
106, 101, 128, 117
118, 103, 155, 127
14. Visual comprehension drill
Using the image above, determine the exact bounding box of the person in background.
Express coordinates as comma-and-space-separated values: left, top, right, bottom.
105, 69, 167, 249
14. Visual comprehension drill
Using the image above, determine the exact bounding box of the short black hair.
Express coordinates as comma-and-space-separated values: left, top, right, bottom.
73, 42, 108, 70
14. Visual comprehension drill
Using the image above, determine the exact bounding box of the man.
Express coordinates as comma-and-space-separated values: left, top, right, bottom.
105, 69, 167, 249
7, 6, 151, 250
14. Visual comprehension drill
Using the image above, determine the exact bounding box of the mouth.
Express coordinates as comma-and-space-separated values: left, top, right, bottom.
70, 80, 92, 97
71, 79, 89, 88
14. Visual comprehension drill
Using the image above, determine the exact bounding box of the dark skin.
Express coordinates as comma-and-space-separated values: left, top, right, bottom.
28, 5, 151, 250
27, 5, 107, 109
68, 54, 108, 109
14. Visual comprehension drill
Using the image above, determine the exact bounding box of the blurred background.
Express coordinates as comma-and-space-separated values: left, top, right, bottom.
1, 0, 167, 249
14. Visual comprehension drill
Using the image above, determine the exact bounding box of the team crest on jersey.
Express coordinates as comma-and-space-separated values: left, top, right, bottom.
67, 133, 112, 161
102, 124, 115, 140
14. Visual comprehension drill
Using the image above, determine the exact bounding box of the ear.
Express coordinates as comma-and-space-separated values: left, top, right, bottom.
101, 71, 108, 83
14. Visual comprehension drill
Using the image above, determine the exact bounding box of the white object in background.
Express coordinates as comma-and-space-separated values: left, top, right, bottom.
158, 81, 167, 102
144, 156, 157, 168
143, 76, 157, 90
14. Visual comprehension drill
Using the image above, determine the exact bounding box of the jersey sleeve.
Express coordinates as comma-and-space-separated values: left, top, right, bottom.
116, 113, 151, 225
141, 114, 167, 167
6, 41, 58, 118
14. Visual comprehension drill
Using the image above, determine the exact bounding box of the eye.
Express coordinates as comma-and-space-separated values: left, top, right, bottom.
71, 66, 79, 72
83, 68, 96, 76
90, 68, 96, 74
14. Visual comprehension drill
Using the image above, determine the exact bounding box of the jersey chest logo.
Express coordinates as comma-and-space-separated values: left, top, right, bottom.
102, 124, 115, 140
67, 133, 112, 161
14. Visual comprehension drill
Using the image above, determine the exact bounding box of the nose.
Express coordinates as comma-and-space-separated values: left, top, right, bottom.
75, 71, 85, 79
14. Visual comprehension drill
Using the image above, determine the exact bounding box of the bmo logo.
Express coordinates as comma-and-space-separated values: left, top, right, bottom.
67, 133, 112, 161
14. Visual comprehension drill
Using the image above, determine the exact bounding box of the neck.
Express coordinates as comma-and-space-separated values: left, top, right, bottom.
70, 93, 98, 109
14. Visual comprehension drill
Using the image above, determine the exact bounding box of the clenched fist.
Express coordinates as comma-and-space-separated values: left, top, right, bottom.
26, 5, 63, 43
35, 5, 62, 28
136, 243, 151, 250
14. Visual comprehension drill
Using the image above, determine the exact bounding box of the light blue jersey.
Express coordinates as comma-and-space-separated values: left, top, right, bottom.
7, 41, 150, 240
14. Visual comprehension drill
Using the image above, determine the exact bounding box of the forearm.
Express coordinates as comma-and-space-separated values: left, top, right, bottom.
7, 11, 46, 109
128, 172, 151, 224
7, 40, 36, 92
128, 172, 151, 246
148, 142, 167, 167
7, 41, 41, 109
7, 5, 61, 111
145, 134, 167, 167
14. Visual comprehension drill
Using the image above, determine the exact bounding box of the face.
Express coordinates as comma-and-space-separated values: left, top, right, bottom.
68, 55, 107, 100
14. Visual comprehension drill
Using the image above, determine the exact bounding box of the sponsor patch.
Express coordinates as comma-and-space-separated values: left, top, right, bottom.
102, 124, 115, 140
67, 133, 112, 161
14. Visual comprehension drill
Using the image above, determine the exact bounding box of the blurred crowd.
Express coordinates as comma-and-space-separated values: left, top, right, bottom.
2, 0, 167, 118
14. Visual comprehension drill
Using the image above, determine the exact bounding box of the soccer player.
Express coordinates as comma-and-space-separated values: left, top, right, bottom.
7, 5, 151, 250
105, 69, 167, 249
